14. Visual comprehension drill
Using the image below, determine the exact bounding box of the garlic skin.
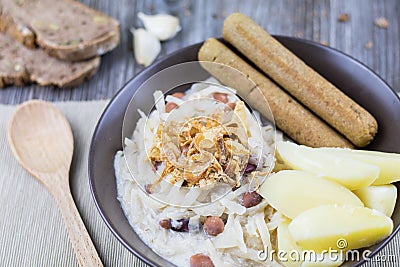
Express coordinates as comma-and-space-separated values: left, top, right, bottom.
138, 12, 181, 41
131, 28, 161, 67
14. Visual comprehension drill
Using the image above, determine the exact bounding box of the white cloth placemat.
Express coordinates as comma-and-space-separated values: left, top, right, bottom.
0, 100, 398, 266
0, 101, 147, 267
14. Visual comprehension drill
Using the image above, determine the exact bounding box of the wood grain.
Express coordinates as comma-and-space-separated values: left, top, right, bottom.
7, 100, 103, 267
0, 0, 398, 104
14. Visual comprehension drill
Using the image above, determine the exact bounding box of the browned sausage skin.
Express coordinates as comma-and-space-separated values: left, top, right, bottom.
222, 13, 377, 147
198, 38, 353, 148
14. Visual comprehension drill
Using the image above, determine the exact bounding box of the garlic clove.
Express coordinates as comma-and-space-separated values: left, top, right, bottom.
138, 12, 181, 41
131, 28, 161, 67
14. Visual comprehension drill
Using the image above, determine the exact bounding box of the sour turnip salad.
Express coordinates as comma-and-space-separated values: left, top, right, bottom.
114, 81, 283, 267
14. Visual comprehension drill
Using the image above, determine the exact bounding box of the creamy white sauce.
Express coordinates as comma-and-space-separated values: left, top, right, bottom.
115, 83, 282, 267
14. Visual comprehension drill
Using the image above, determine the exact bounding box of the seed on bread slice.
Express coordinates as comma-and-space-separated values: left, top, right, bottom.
0, 0, 119, 61
0, 33, 100, 88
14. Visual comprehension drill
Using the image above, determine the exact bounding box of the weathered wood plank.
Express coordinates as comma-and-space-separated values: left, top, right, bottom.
0, 0, 398, 105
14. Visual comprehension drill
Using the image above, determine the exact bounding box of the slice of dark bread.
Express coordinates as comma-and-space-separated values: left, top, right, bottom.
0, 0, 120, 61
0, 33, 100, 88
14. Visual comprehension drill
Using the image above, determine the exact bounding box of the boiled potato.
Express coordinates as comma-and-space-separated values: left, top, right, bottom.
278, 220, 344, 267
276, 141, 379, 190
354, 185, 397, 217
277, 220, 303, 267
318, 147, 400, 185
288, 205, 393, 252
259, 170, 363, 218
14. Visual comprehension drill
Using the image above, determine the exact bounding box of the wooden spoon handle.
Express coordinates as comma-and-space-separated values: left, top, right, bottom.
51, 176, 103, 267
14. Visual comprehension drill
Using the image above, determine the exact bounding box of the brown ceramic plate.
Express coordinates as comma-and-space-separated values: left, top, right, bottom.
89, 37, 400, 267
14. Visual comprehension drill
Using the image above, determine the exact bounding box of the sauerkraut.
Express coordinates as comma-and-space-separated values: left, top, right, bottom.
115, 80, 283, 266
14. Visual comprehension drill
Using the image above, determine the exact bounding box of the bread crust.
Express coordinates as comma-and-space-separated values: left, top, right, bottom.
198, 38, 353, 148
0, 33, 100, 88
222, 13, 377, 147
37, 29, 119, 62
35, 57, 101, 88
0, 6, 35, 48
0, 71, 30, 88
0, 0, 120, 61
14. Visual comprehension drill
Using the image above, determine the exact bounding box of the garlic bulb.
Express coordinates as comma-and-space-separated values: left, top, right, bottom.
138, 12, 181, 41
131, 28, 161, 67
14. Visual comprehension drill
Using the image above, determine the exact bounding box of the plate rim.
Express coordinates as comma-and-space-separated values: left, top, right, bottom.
89, 36, 400, 267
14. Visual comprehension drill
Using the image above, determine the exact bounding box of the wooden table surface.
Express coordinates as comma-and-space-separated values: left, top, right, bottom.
0, 0, 399, 104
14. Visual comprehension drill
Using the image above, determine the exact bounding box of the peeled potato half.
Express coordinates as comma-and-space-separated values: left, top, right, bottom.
354, 185, 397, 217
277, 220, 303, 267
317, 147, 400, 185
259, 170, 363, 219
288, 205, 393, 253
276, 141, 379, 190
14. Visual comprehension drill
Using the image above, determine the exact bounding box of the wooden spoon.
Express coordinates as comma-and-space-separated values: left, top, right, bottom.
7, 100, 103, 267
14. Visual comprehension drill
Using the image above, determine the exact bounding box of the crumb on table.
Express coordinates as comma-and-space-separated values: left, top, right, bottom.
375, 17, 389, 29
338, 13, 350, 22
365, 41, 373, 49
